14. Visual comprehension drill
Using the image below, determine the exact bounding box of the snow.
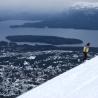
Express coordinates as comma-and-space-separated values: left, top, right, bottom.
23, 61, 29, 65
28, 56, 36, 60
72, 2, 98, 9
17, 56, 98, 98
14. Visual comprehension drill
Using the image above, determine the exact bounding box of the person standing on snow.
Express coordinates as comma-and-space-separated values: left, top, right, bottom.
83, 43, 90, 61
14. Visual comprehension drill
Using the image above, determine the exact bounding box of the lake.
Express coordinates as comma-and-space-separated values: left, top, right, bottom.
0, 20, 98, 47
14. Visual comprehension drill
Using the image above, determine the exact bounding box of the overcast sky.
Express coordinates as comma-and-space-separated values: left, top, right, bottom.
0, 0, 98, 12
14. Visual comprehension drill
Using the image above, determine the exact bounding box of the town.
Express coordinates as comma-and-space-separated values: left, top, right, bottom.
0, 41, 97, 98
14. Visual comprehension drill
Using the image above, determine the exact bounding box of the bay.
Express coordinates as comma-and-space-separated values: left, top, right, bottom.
0, 20, 98, 47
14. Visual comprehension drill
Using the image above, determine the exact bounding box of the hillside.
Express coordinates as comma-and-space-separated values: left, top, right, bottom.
17, 56, 98, 98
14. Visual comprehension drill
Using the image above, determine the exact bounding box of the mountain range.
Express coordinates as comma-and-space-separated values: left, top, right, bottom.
10, 2, 98, 30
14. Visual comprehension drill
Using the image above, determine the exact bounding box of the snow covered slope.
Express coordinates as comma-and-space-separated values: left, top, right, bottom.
17, 56, 98, 98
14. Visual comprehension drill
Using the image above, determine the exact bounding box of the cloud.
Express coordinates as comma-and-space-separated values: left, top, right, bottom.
0, 0, 98, 12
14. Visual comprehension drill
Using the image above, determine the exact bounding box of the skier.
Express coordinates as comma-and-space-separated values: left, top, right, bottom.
83, 43, 90, 61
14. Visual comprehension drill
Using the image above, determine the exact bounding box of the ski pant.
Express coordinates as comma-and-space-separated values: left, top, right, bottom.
83, 52, 88, 61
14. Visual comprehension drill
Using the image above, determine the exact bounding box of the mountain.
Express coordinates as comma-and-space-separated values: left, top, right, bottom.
60, 2, 98, 29
11, 2, 98, 30
17, 56, 98, 98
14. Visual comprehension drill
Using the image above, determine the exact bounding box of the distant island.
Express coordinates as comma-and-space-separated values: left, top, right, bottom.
10, 19, 98, 30
6, 35, 83, 45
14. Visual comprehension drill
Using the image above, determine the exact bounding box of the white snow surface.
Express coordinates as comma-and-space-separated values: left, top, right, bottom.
17, 56, 98, 98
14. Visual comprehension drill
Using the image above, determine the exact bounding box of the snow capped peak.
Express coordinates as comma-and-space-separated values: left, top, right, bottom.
72, 2, 98, 10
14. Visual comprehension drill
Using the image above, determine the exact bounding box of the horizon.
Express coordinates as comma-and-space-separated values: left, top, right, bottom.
0, 0, 98, 13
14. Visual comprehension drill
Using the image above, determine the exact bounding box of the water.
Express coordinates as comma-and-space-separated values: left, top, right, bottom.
0, 20, 98, 47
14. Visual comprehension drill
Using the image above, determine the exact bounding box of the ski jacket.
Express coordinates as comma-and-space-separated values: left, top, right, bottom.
83, 46, 89, 53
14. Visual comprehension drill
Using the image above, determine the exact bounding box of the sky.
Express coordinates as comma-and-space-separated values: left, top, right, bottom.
0, 0, 98, 12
